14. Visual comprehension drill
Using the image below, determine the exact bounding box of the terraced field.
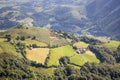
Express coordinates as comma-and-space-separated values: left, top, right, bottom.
26, 48, 49, 64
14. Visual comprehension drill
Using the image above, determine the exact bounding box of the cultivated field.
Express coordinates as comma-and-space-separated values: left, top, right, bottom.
48, 45, 76, 66
73, 42, 89, 48
26, 48, 49, 64
70, 50, 100, 66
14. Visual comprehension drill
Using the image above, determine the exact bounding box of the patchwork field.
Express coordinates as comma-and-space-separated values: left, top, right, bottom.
48, 45, 76, 66
73, 42, 89, 48
26, 48, 49, 64
70, 50, 100, 66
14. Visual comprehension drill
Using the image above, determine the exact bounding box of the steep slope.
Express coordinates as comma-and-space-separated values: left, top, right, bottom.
86, 0, 120, 40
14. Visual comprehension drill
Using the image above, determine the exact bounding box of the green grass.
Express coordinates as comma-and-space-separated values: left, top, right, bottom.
50, 38, 69, 47
97, 41, 120, 51
73, 42, 89, 48
0, 26, 50, 44
48, 45, 76, 66
70, 54, 100, 66
0, 38, 6, 42
0, 26, 71, 47
0, 42, 22, 57
21, 39, 48, 47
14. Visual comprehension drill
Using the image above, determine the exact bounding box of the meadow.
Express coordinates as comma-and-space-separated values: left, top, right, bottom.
0, 42, 22, 57
97, 41, 120, 51
0, 26, 50, 44
73, 42, 89, 48
48, 45, 76, 66
21, 39, 48, 47
70, 50, 100, 66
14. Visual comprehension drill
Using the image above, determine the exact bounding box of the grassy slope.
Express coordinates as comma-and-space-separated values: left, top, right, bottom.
0, 26, 70, 47
97, 41, 120, 51
0, 26, 50, 44
26, 48, 49, 64
48, 45, 76, 66
0, 38, 6, 42
70, 52, 100, 66
0, 42, 22, 57
73, 42, 89, 48
21, 39, 48, 47
51, 38, 69, 47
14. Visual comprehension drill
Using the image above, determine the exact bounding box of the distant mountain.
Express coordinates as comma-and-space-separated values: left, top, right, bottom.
86, 0, 120, 40
0, 0, 90, 33
0, 0, 120, 40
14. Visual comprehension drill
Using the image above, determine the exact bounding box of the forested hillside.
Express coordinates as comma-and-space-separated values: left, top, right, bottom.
0, 25, 120, 80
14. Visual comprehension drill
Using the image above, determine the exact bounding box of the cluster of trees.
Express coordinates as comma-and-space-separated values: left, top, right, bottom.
0, 53, 32, 80
15, 42, 26, 58
16, 36, 36, 41
54, 62, 120, 80
5, 34, 36, 42
80, 36, 103, 45
1, 52, 120, 80
5, 35, 11, 42
114, 45, 120, 63
89, 45, 116, 64
0, 53, 54, 80
89, 45, 120, 64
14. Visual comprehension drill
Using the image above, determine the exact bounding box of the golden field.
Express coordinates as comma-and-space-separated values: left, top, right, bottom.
26, 48, 49, 64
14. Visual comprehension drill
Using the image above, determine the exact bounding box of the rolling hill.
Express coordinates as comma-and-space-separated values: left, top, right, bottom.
0, 0, 120, 79
0, 25, 120, 80
0, 0, 119, 40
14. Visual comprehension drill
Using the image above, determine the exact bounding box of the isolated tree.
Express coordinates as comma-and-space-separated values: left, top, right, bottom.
32, 36, 36, 40
20, 36, 25, 41
16, 36, 20, 40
